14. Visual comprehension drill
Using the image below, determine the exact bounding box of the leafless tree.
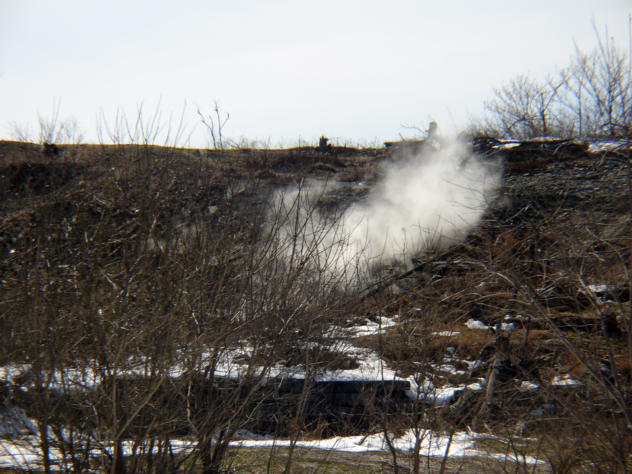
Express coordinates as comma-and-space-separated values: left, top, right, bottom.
472, 20, 631, 141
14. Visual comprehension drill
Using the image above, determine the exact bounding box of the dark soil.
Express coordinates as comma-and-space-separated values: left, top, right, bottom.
0, 138, 630, 471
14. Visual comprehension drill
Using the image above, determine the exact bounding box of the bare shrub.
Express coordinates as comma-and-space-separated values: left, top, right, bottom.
472, 21, 631, 140
197, 100, 231, 150
473, 74, 566, 140
9, 98, 85, 146
558, 22, 632, 138
466, 187, 632, 469
0, 107, 364, 473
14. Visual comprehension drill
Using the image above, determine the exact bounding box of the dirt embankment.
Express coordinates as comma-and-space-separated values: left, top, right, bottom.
0, 138, 630, 471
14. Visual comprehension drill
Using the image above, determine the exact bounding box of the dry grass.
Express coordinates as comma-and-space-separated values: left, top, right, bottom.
1, 136, 631, 472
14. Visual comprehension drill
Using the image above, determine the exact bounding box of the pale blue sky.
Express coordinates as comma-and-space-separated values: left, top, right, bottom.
0, 1, 630, 147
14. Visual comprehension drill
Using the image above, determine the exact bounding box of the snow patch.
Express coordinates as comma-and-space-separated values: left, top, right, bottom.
519, 381, 539, 391
588, 140, 630, 153
433, 331, 460, 337
551, 375, 581, 386
465, 319, 515, 331
347, 316, 398, 337
0, 430, 543, 470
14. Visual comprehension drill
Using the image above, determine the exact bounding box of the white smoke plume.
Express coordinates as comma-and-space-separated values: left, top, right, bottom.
268, 139, 502, 283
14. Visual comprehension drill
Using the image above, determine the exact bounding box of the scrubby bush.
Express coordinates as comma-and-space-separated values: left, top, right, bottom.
472, 22, 631, 140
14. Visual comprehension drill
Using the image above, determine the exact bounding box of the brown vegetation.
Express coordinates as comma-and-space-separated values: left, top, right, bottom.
0, 129, 630, 473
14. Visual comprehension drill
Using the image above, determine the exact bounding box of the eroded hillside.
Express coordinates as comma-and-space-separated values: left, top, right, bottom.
0, 138, 630, 473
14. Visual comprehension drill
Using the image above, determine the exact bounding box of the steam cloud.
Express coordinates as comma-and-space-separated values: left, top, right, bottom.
270, 139, 502, 282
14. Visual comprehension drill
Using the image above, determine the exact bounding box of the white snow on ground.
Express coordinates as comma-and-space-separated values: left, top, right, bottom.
0, 363, 102, 395
490, 137, 632, 154
492, 141, 521, 149
232, 429, 543, 464
587, 140, 630, 153
0, 428, 544, 471
431, 363, 467, 376
0, 340, 427, 401
324, 315, 398, 339
465, 319, 489, 330
519, 381, 539, 391
0, 364, 30, 386
0, 342, 415, 399
0, 331, 483, 417
529, 137, 564, 142
0, 437, 197, 471
433, 330, 460, 337
314, 345, 402, 383
431, 384, 483, 405
406, 379, 484, 405
347, 316, 398, 337
551, 375, 581, 386
465, 319, 515, 331
0, 336, 547, 470
0, 314, 485, 403
0, 438, 43, 471
0, 310, 548, 470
